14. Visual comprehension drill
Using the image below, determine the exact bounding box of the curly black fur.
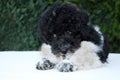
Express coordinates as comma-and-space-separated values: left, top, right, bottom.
37, 2, 109, 63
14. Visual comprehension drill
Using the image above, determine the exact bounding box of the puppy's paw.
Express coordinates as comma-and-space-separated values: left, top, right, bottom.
36, 58, 55, 70
56, 60, 77, 72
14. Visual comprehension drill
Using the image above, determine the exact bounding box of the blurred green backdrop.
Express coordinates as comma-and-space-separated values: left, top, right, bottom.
0, 0, 120, 52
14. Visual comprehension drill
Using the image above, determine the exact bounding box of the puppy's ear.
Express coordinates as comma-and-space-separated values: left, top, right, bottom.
79, 11, 90, 25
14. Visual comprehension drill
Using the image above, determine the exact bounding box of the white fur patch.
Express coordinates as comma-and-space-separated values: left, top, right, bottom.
40, 44, 61, 64
94, 25, 104, 48
69, 41, 103, 70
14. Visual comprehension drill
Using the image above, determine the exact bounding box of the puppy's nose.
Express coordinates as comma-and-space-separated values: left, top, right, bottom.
60, 47, 68, 54
61, 50, 67, 54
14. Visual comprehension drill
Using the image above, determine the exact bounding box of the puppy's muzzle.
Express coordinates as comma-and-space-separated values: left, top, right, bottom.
60, 44, 70, 54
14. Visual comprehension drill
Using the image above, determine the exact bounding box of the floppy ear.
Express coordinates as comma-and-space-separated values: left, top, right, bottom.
79, 11, 89, 25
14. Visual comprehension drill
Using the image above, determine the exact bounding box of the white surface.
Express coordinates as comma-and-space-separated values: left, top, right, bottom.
0, 51, 120, 80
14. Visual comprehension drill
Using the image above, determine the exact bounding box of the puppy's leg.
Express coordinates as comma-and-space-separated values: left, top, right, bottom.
69, 41, 103, 70
36, 43, 59, 70
56, 41, 103, 72
56, 59, 77, 72
36, 58, 55, 70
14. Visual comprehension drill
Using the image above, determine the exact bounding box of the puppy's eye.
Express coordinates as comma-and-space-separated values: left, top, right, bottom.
53, 11, 56, 16
53, 34, 57, 38
67, 31, 72, 34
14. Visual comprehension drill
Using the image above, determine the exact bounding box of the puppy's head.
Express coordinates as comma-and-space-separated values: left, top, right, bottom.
51, 32, 73, 55
38, 2, 90, 56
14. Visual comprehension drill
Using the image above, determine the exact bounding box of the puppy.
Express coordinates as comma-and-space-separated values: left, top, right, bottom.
36, 2, 109, 72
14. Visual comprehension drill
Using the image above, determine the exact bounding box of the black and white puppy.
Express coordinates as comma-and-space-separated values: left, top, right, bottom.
36, 2, 109, 72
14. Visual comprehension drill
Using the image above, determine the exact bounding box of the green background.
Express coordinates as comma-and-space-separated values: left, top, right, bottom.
0, 0, 120, 52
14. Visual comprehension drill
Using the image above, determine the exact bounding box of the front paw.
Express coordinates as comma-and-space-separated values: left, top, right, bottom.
36, 58, 55, 70
56, 61, 77, 72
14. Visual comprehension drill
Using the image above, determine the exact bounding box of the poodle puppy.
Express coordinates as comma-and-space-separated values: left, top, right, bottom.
36, 2, 109, 72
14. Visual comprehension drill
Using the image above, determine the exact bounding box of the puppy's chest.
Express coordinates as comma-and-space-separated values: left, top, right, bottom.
55, 53, 65, 61
56, 52, 73, 61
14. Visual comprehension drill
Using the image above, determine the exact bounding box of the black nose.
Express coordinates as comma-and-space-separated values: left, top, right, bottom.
60, 45, 69, 54
61, 49, 67, 54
